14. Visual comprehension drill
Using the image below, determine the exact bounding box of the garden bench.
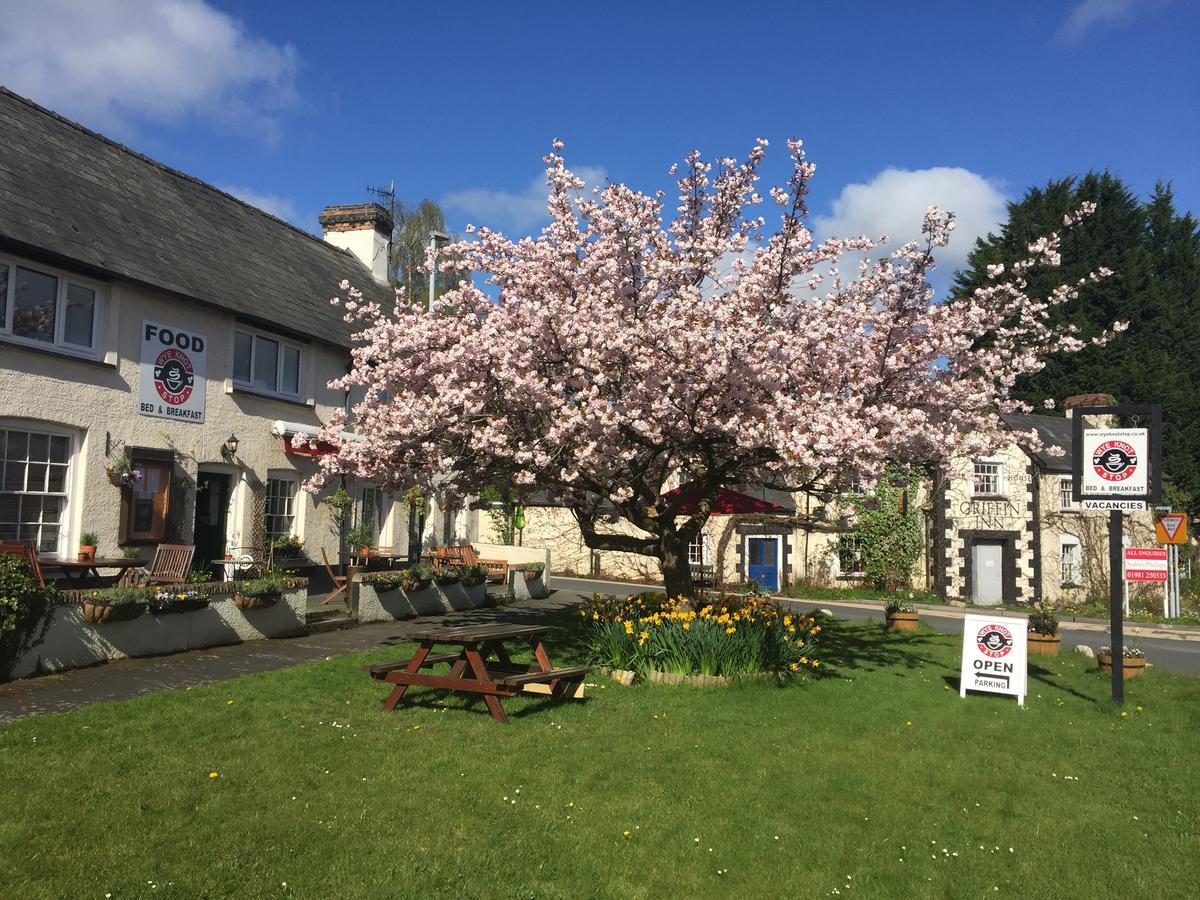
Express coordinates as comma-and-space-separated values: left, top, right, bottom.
690, 563, 715, 586
367, 623, 588, 723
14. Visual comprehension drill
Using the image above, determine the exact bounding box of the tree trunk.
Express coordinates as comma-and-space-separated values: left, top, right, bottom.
660, 537, 696, 599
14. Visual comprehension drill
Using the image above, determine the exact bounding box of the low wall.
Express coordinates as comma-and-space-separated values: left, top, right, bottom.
10, 581, 310, 680
473, 543, 552, 596
355, 577, 489, 624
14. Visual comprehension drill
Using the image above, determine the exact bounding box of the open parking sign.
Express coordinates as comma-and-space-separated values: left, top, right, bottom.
959, 614, 1028, 706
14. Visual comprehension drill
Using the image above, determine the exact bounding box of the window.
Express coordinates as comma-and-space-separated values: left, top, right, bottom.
121, 457, 173, 542
359, 486, 385, 544
688, 534, 710, 566
972, 461, 1005, 496
838, 533, 865, 575
0, 426, 72, 555
1059, 476, 1077, 510
233, 329, 302, 398
0, 255, 102, 355
265, 474, 298, 541
1060, 535, 1082, 586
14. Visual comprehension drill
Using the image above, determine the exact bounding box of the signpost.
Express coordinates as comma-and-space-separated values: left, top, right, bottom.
1154, 512, 1187, 618
1072, 405, 1162, 705
959, 614, 1028, 706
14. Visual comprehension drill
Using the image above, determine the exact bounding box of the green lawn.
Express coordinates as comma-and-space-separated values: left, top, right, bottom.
2, 615, 1198, 899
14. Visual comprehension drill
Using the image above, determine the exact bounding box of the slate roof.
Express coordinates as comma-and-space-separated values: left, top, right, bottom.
1002, 413, 1074, 472
0, 87, 387, 349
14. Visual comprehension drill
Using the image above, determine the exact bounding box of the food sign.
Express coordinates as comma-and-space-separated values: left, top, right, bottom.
138, 321, 206, 423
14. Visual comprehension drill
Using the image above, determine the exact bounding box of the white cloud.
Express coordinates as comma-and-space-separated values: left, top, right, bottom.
0, 0, 298, 141
219, 184, 313, 232
814, 166, 1008, 273
443, 165, 608, 234
1057, 0, 1139, 44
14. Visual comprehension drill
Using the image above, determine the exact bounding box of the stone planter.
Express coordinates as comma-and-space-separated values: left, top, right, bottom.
523, 570, 543, 582
1028, 632, 1061, 656
233, 592, 281, 611
1097, 653, 1145, 679
886, 611, 919, 632
81, 601, 146, 625
435, 576, 462, 588
401, 578, 433, 594
148, 597, 211, 615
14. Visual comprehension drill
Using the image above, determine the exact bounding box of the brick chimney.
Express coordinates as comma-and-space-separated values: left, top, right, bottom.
1063, 393, 1117, 427
319, 203, 393, 285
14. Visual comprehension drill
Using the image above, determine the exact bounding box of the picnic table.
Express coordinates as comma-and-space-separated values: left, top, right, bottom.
366, 623, 589, 724
39, 557, 143, 584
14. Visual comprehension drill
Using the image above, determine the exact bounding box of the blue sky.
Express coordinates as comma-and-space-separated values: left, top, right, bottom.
1, 0, 1196, 287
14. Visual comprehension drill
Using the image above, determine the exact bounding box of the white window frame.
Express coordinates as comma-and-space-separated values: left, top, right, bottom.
838, 532, 866, 576
264, 472, 299, 541
1060, 534, 1082, 586
359, 485, 386, 545
0, 421, 79, 558
0, 251, 104, 358
1058, 476, 1078, 511
687, 533, 710, 567
971, 459, 1007, 497
232, 326, 304, 400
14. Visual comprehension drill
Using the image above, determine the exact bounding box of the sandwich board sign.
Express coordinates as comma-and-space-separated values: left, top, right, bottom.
1155, 513, 1188, 545
959, 614, 1027, 706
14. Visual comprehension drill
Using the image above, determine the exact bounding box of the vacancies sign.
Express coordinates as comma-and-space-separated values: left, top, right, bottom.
138, 321, 206, 423
959, 614, 1028, 706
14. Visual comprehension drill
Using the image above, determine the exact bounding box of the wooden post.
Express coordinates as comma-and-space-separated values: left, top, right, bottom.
1108, 510, 1124, 706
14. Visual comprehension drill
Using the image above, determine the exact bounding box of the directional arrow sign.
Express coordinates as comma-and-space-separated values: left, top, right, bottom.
1155, 513, 1188, 545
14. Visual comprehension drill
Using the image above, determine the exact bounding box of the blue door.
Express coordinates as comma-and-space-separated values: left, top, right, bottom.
747, 537, 779, 592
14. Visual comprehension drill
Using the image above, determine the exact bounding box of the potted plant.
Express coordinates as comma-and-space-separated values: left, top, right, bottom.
148, 587, 211, 615
1097, 645, 1147, 679
435, 565, 463, 587
270, 534, 304, 560
523, 561, 546, 583
78, 531, 99, 562
104, 459, 143, 489
461, 563, 489, 588
400, 562, 435, 593
884, 597, 919, 632
1027, 605, 1061, 655
345, 523, 373, 560
82, 586, 149, 624
234, 571, 288, 610
120, 546, 141, 560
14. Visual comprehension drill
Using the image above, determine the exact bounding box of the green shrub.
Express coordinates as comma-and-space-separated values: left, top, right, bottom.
345, 523, 374, 551
270, 535, 304, 557
0, 554, 56, 679
461, 563, 489, 586
239, 571, 288, 597
79, 531, 99, 546
435, 566, 463, 585
884, 598, 917, 615
580, 593, 820, 678
188, 567, 214, 584
121, 547, 141, 559
1028, 605, 1059, 636
524, 561, 545, 577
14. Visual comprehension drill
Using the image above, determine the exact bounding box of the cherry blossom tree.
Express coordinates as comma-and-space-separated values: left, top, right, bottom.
304, 139, 1118, 597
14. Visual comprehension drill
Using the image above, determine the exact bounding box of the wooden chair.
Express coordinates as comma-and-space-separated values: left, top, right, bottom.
458, 544, 509, 584
0, 540, 45, 588
143, 544, 195, 584
321, 547, 350, 606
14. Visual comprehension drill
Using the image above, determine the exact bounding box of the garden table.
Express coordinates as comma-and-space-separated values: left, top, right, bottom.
40, 557, 143, 584
365, 623, 589, 724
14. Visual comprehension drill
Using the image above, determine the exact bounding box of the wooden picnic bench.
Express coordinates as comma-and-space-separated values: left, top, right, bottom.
365, 623, 589, 724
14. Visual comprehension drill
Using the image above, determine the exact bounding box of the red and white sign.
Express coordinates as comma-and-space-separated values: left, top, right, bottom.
1155, 513, 1188, 545
959, 614, 1027, 706
1124, 547, 1168, 582
1080, 428, 1148, 498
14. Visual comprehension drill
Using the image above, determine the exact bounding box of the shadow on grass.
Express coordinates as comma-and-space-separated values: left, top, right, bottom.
811, 618, 950, 679
938, 660, 1109, 709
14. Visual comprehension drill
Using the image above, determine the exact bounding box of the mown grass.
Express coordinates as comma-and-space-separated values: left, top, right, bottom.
1, 614, 1198, 899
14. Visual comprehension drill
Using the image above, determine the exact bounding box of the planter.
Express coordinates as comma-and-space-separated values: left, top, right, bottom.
82, 601, 146, 624
1028, 632, 1062, 656
462, 576, 486, 588
523, 570, 542, 582
401, 578, 433, 593
1097, 653, 1146, 679
435, 577, 462, 588
77, 546, 96, 562
234, 591, 281, 611
886, 611, 919, 632
148, 597, 211, 615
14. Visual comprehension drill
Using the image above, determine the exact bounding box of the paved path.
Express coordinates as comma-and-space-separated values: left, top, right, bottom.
0, 594, 580, 724
555, 576, 1200, 678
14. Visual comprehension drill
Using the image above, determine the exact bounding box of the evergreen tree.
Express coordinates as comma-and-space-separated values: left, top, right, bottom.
953, 174, 1200, 514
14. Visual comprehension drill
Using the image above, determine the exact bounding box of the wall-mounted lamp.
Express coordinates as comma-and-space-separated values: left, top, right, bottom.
222, 433, 240, 459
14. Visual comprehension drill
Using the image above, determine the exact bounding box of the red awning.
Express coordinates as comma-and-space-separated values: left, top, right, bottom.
282, 435, 338, 457
660, 485, 790, 515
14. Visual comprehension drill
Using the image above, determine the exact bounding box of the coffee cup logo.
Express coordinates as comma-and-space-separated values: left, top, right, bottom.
976, 624, 1013, 659
153, 348, 194, 405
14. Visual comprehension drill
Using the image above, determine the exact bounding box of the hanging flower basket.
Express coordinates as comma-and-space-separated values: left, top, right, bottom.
148, 590, 211, 615
105, 461, 144, 489
82, 600, 147, 624
234, 591, 281, 610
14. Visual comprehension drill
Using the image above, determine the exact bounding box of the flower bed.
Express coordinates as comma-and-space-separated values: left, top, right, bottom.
580, 591, 820, 679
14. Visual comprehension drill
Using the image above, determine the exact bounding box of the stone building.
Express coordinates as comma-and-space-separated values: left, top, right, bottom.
0, 87, 470, 577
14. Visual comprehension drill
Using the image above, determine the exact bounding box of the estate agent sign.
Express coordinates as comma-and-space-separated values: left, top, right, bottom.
959, 613, 1028, 706
138, 321, 206, 423
1124, 547, 1168, 583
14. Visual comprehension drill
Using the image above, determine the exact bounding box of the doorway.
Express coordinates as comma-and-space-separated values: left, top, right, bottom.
971, 541, 1005, 606
407, 503, 426, 562
746, 536, 781, 592
194, 471, 231, 578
